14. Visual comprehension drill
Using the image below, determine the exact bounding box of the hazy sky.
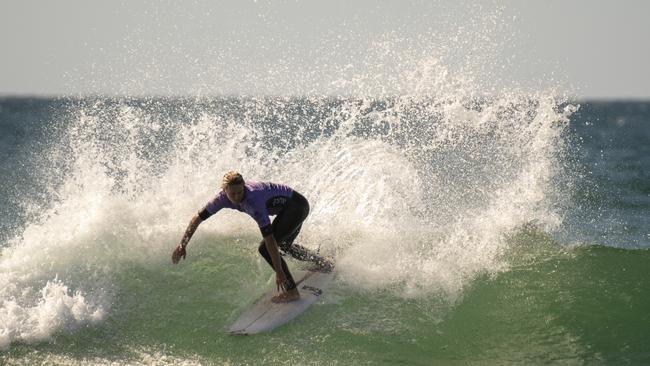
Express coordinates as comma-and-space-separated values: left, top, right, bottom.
1, 0, 649, 99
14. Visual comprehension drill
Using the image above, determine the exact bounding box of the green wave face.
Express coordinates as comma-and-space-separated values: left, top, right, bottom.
3, 231, 650, 365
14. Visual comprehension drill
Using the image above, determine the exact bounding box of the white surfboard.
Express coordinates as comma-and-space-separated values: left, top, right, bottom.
228, 270, 333, 335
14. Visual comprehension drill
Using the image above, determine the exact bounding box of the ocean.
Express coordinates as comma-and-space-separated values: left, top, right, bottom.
0, 95, 649, 365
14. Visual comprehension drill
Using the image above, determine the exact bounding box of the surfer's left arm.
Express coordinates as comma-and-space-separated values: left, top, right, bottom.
263, 234, 288, 291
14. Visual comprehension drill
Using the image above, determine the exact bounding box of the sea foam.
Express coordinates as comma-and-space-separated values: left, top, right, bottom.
1, 30, 576, 350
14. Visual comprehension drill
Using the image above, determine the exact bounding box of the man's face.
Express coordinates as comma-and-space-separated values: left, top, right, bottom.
225, 183, 245, 204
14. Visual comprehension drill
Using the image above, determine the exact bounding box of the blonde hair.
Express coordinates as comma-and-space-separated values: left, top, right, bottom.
221, 170, 244, 190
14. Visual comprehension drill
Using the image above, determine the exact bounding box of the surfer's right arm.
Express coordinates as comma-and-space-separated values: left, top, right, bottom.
172, 194, 226, 264
172, 214, 203, 264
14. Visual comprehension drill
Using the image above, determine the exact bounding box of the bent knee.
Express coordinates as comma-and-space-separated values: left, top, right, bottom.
258, 241, 268, 254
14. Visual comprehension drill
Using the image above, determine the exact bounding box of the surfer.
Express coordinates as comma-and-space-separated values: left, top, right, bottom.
172, 171, 331, 303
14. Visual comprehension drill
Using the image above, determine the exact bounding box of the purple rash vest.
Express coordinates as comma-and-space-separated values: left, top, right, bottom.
198, 181, 294, 236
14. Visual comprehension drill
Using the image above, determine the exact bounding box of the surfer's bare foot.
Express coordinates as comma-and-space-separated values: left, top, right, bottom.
272, 288, 300, 303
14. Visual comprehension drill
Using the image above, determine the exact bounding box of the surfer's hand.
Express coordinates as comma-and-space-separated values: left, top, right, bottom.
275, 271, 288, 292
172, 244, 186, 264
